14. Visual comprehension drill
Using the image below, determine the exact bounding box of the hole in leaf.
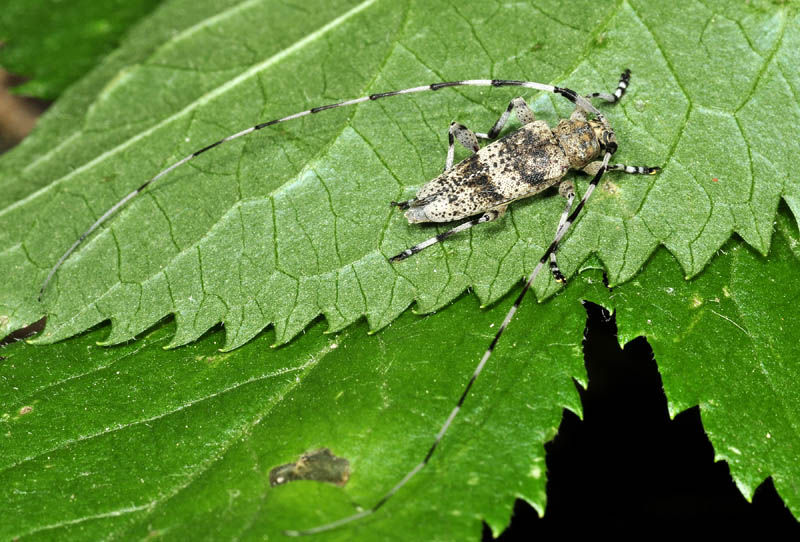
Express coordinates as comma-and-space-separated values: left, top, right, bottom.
483, 302, 800, 538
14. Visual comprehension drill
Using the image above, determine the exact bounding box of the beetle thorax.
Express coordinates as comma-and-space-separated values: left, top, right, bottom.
553, 118, 606, 170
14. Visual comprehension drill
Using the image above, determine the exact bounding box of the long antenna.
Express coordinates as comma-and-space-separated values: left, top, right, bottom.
38, 78, 605, 300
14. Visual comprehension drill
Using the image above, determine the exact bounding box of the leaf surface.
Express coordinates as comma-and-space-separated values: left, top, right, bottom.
3, 212, 800, 540
2, 1, 800, 538
1, 0, 797, 349
614, 206, 800, 516
1, 261, 608, 540
0, 0, 164, 99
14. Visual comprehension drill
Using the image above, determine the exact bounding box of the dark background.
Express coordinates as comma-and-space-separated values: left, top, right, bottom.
485, 302, 799, 539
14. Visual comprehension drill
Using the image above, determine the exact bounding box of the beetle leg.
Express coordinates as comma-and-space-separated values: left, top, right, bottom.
585, 69, 631, 104
483, 97, 535, 140
445, 122, 482, 171
569, 69, 632, 120
570, 108, 588, 122
389, 205, 508, 263
548, 180, 576, 284
583, 161, 661, 176
390, 194, 436, 211
549, 159, 660, 282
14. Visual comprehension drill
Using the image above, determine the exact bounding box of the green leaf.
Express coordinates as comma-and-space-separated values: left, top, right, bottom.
1, 262, 608, 540
0, 0, 164, 100
1, 0, 797, 349
614, 205, 800, 515
3, 1, 800, 537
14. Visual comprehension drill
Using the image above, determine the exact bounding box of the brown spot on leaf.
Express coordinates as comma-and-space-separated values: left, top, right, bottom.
270, 448, 350, 487
603, 180, 620, 194
19, 406, 33, 415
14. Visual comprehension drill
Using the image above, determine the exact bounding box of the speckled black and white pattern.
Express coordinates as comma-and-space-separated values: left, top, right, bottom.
403, 118, 607, 223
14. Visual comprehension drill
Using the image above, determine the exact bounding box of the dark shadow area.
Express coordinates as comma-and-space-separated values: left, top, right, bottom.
0, 317, 45, 352
484, 301, 799, 539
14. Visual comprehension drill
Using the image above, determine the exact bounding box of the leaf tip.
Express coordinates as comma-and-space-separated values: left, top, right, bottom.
23, 331, 48, 346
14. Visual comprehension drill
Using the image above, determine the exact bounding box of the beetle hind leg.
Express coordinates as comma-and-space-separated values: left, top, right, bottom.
586, 69, 631, 104
549, 181, 575, 284
389, 205, 508, 263
390, 194, 437, 213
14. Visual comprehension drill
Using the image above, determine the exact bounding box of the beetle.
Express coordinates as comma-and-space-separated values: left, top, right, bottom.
387, 71, 657, 282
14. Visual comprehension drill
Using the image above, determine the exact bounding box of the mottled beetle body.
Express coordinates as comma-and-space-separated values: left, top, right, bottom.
387, 96, 639, 267
403, 118, 610, 224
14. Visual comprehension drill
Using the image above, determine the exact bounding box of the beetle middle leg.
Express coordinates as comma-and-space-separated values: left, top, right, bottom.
550, 159, 660, 284
447, 96, 537, 169
395, 97, 538, 210
389, 205, 508, 263
546, 162, 658, 284
549, 180, 575, 283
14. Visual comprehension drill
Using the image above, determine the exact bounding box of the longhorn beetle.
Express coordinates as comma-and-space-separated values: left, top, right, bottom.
38, 70, 660, 534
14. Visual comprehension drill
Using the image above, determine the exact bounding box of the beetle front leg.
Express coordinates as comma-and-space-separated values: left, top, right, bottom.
570, 69, 632, 120
586, 69, 631, 104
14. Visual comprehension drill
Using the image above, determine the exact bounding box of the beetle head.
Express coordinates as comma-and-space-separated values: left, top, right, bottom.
589, 119, 618, 155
